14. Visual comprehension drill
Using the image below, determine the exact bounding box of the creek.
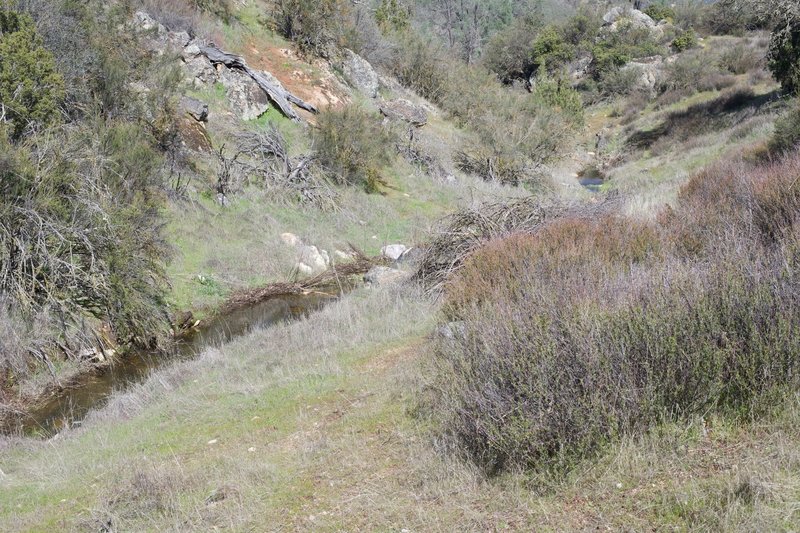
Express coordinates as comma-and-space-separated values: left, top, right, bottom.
8, 291, 338, 437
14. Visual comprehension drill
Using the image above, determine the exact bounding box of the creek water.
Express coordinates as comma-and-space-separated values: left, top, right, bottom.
8, 291, 339, 437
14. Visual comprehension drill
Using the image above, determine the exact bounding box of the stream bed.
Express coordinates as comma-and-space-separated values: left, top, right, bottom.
7, 291, 339, 437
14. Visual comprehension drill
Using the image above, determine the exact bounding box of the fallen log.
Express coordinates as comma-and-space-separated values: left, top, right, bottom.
200, 45, 318, 121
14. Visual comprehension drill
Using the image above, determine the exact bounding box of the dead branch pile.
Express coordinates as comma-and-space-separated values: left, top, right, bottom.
224, 126, 338, 209
222, 247, 385, 312
413, 196, 619, 292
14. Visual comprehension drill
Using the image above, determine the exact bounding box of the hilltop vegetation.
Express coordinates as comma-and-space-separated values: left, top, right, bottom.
2, 0, 800, 530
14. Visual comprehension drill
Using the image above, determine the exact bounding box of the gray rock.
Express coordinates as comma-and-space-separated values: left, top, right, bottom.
341, 49, 380, 98
381, 244, 408, 261
379, 99, 428, 127
180, 96, 209, 122
603, 6, 625, 25
568, 56, 593, 81
183, 53, 217, 87
629, 9, 657, 29
621, 56, 664, 93
396, 246, 423, 266
363, 266, 407, 287
218, 66, 270, 121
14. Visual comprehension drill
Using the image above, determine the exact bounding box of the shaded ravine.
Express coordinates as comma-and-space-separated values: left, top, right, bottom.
6, 291, 339, 437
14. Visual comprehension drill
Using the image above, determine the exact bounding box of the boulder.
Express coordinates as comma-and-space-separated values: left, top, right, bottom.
379, 99, 428, 127
334, 249, 354, 261
602, 6, 625, 25
603, 7, 657, 32
396, 246, 423, 266
380, 244, 408, 261
568, 55, 593, 81
218, 66, 270, 120
341, 49, 380, 98
296, 262, 314, 277
364, 266, 407, 287
298, 245, 329, 273
183, 53, 217, 87
180, 96, 209, 122
621, 56, 664, 93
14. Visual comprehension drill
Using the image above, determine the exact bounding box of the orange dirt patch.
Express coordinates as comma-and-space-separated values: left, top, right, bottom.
242, 39, 350, 116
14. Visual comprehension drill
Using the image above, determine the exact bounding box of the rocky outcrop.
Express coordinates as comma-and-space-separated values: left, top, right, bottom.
603, 7, 657, 32
341, 49, 380, 98
218, 67, 270, 121
180, 96, 209, 122
379, 99, 428, 127
131, 11, 318, 122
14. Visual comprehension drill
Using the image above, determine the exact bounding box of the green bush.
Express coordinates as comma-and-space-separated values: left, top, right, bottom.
644, 4, 675, 23
0, 7, 64, 140
671, 28, 698, 52
769, 100, 800, 154
272, 0, 356, 57
768, 23, 800, 93
531, 75, 584, 125
530, 25, 574, 74
313, 105, 395, 192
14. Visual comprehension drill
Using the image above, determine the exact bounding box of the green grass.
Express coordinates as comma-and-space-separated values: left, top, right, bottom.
3, 287, 800, 531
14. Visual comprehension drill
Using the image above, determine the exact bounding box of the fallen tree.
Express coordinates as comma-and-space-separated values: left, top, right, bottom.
200, 45, 319, 121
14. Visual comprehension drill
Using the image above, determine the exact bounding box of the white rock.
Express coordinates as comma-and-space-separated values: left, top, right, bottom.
280, 232, 302, 247
364, 266, 408, 287
296, 262, 314, 276
334, 249, 353, 261
298, 245, 328, 273
381, 244, 408, 261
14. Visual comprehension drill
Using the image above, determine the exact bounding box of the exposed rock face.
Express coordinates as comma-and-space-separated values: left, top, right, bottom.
341, 49, 380, 98
379, 99, 428, 127
180, 96, 209, 122
218, 67, 270, 121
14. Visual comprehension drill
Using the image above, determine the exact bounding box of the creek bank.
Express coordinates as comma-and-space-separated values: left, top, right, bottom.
1, 253, 387, 437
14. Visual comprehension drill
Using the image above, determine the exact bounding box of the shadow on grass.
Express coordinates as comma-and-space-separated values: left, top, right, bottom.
626, 88, 783, 150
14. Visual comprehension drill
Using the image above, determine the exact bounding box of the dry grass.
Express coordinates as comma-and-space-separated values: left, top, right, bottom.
2, 282, 800, 531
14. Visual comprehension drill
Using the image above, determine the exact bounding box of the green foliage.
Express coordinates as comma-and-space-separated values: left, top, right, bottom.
191, 0, 234, 22
0, 7, 64, 140
313, 105, 395, 192
272, 0, 355, 57
671, 28, 698, 52
375, 0, 410, 33
644, 4, 675, 23
768, 23, 800, 94
531, 75, 584, 125
530, 25, 574, 73
769, 100, 800, 154
482, 15, 541, 84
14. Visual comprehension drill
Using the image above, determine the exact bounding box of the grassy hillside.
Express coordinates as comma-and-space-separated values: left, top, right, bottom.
3, 0, 800, 531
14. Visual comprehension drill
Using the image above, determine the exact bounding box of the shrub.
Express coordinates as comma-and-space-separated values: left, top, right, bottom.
482, 16, 542, 84
671, 28, 698, 52
313, 105, 395, 192
644, 4, 675, 23
0, 7, 64, 140
426, 153, 800, 475
719, 43, 763, 75
374, 0, 410, 33
768, 100, 800, 154
531, 75, 584, 125
768, 23, 800, 93
530, 25, 574, 74
271, 0, 355, 57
